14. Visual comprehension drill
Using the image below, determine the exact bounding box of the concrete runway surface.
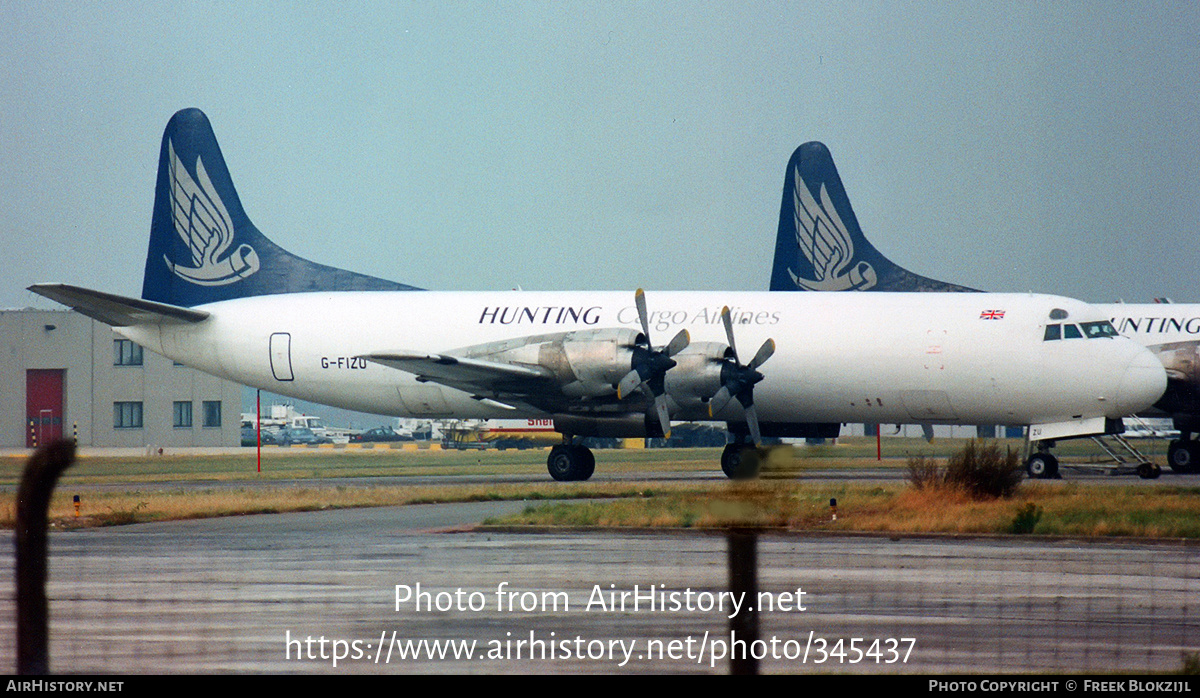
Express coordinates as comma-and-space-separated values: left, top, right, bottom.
2, 501, 1198, 674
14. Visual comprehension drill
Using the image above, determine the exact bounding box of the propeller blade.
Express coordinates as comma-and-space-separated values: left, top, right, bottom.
625, 290, 679, 436
714, 304, 773, 445
720, 306, 739, 362
617, 369, 643, 400
655, 395, 672, 439
665, 328, 690, 357
748, 338, 775, 370
635, 288, 651, 341
708, 386, 732, 417
745, 404, 762, 445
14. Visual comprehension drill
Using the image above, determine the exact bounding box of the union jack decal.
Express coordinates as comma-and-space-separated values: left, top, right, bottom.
979, 310, 1005, 320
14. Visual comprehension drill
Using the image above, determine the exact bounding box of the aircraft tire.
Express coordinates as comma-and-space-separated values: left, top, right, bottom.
1025, 453, 1059, 479
547, 445, 594, 481
576, 447, 595, 481
1167, 440, 1199, 473
721, 444, 761, 480
547, 445, 578, 481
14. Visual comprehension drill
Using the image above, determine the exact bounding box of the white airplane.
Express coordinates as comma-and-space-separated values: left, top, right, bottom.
29, 109, 1167, 481
768, 140, 1199, 476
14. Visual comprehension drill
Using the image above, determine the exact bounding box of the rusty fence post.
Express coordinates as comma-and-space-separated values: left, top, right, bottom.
727, 527, 759, 675
16, 440, 76, 675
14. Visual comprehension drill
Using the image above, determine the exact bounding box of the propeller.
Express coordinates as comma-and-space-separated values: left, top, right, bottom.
617, 289, 689, 437
708, 306, 775, 444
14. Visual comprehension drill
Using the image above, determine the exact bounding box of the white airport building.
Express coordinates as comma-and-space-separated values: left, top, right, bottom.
1, 309, 241, 448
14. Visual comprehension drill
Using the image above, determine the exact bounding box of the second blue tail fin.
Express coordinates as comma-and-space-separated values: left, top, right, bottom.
142, 108, 420, 307
769, 142, 976, 293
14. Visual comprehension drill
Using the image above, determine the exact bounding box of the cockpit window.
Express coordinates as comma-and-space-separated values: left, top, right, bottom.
1046, 321, 1120, 341
1080, 321, 1119, 338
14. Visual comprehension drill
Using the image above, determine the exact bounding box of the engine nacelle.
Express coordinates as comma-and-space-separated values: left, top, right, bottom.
457, 330, 736, 411
459, 328, 642, 399
556, 328, 641, 397
664, 341, 731, 405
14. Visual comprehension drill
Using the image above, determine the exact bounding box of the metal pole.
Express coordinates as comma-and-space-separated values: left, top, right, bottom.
256, 389, 261, 474
727, 528, 759, 675
16, 440, 76, 674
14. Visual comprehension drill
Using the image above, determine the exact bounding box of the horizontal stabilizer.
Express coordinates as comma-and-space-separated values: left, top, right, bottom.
28, 283, 210, 326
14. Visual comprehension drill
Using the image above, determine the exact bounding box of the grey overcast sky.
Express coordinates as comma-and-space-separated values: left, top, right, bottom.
2, 1, 1198, 309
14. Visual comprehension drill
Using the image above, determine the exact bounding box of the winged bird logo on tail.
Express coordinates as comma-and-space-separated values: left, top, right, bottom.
163, 140, 260, 286
789, 167, 877, 291
769, 142, 978, 293
142, 108, 420, 307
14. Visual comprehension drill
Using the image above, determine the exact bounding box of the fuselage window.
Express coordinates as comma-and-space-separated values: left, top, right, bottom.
1044, 324, 1061, 341
1063, 324, 1083, 339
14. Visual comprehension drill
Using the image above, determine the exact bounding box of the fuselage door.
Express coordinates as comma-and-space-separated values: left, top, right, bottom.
899, 389, 959, 421
270, 332, 295, 381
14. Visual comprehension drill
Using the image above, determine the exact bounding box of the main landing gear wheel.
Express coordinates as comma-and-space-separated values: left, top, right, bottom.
577, 447, 595, 480
547, 444, 595, 482
1167, 440, 1200, 473
1025, 452, 1059, 479
1136, 461, 1162, 479
721, 444, 761, 480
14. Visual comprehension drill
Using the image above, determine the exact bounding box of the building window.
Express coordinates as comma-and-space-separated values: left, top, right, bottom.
114, 339, 143, 366
173, 401, 193, 428
203, 401, 222, 428
114, 402, 143, 429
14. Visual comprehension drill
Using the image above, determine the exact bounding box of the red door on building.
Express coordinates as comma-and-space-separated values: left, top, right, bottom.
26, 369, 65, 448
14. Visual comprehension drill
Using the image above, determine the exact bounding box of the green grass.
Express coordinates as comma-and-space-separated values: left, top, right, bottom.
2, 436, 1171, 487
0, 446, 725, 485
484, 481, 1200, 538
19, 481, 670, 529
6, 438, 1198, 538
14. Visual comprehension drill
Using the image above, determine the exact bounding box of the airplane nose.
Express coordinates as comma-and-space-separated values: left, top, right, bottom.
1115, 347, 1167, 415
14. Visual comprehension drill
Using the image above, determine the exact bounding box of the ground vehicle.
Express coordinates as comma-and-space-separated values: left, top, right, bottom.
277, 427, 331, 446
350, 426, 409, 443
241, 427, 280, 446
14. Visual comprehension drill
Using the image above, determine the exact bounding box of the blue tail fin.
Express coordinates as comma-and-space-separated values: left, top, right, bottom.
768, 142, 976, 292
142, 108, 420, 306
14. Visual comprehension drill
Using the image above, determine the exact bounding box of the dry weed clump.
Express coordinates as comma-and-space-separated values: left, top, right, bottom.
906, 439, 1024, 500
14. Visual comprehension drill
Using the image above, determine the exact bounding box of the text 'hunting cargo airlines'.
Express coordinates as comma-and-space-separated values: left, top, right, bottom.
30, 109, 1167, 481
770, 140, 1198, 477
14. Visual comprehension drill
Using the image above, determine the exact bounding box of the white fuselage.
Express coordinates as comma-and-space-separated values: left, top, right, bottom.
118, 291, 1166, 430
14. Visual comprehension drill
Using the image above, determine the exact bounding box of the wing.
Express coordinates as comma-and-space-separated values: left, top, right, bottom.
792, 168, 854, 282
362, 328, 662, 422
169, 139, 235, 267
362, 327, 647, 416
362, 351, 558, 410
